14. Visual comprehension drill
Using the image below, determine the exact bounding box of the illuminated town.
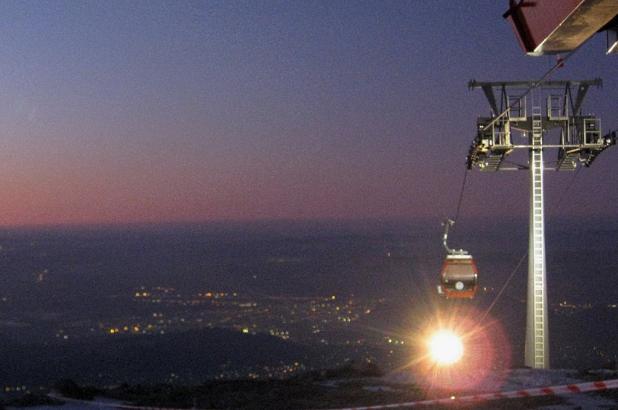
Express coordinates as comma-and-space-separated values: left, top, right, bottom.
2, 282, 617, 391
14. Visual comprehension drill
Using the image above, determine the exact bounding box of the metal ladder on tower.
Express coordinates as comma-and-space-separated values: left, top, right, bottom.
529, 104, 548, 368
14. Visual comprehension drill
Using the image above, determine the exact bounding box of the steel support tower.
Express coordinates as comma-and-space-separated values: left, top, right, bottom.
467, 79, 615, 369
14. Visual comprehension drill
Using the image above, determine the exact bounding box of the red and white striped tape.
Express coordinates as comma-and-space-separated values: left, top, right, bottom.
328, 378, 618, 410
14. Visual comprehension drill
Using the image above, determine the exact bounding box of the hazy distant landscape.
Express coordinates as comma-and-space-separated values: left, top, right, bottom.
0, 218, 616, 389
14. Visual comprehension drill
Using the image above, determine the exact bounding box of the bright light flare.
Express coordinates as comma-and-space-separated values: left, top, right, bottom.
428, 329, 464, 366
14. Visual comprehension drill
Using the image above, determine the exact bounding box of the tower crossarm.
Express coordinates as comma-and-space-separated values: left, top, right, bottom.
468, 79, 602, 90
468, 79, 602, 126
466, 79, 613, 172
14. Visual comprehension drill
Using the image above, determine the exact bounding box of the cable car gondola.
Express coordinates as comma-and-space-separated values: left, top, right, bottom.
437, 219, 478, 299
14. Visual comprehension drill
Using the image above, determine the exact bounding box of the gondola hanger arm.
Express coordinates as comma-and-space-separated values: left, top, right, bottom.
442, 218, 468, 256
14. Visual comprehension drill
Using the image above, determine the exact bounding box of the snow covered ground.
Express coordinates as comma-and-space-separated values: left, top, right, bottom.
6, 395, 125, 410
7, 369, 618, 409
8, 405, 88, 410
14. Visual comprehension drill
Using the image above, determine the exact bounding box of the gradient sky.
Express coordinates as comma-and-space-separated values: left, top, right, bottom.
0, 1, 615, 226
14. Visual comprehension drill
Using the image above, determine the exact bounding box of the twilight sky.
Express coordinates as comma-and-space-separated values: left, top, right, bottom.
0, 1, 615, 226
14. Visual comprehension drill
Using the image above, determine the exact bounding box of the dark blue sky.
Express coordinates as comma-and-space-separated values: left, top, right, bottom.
0, 1, 615, 226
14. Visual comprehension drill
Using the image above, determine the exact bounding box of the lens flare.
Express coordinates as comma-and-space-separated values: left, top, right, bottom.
428, 329, 464, 365
406, 305, 511, 393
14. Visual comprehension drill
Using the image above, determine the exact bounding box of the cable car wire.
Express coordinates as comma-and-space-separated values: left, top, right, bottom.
453, 170, 469, 224
448, 49, 580, 306
480, 166, 583, 321
448, 48, 578, 227
480, 49, 577, 133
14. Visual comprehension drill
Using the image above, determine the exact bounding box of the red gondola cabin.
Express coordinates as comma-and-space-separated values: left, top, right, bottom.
438, 254, 478, 299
